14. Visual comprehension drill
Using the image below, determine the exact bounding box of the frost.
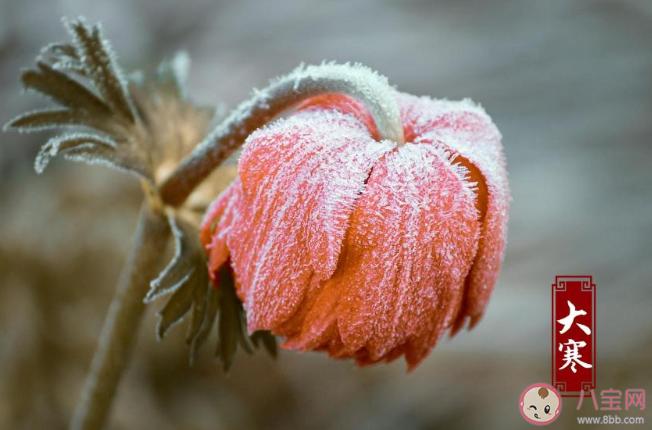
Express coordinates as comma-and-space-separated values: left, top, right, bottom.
146, 214, 198, 303
157, 51, 190, 97
4, 108, 113, 135
180, 62, 405, 189
225, 109, 394, 333
204, 92, 509, 368
65, 17, 137, 122
396, 93, 510, 331
277, 62, 404, 143
146, 213, 212, 348
34, 132, 116, 174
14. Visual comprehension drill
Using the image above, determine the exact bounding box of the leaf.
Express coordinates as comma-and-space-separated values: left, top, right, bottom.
147, 214, 218, 366
52, 59, 88, 77
40, 42, 79, 61
215, 265, 239, 371
157, 51, 190, 97
66, 18, 137, 123
34, 132, 116, 174
188, 286, 220, 366
157, 278, 194, 340
147, 215, 278, 369
32, 131, 151, 178
251, 331, 278, 358
215, 264, 274, 370
4, 108, 114, 134
21, 62, 110, 115
186, 271, 209, 345
153, 215, 206, 341
63, 145, 151, 179
146, 214, 205, 302
39, 42, 87, 76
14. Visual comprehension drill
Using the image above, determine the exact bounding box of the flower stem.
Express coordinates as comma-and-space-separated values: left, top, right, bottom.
70, 202, 169, 430
70, 63, 403, 429
159, 63, 404, 206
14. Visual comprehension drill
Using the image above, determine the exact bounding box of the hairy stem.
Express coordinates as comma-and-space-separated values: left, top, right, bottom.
71, 203, 169, 430
160, 63, 404, 206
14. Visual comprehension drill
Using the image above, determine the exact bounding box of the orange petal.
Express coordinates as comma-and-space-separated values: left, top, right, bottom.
399, 94, 510, 331
287, 143, 481, 368
295, 93, 380, 140
200, 180, 240, 280
228, 109, 394, 332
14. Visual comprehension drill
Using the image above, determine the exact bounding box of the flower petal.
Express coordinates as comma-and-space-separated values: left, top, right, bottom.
229, 109, 394, 331
285, 143, 481, 368
200, 180, 241, 279
399, 94, 510, 331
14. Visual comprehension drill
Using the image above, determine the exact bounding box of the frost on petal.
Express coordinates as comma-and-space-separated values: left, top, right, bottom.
283, 144, 481, 369
228, 110, 394, 331
295, 93, 379, 140
398, 93, 510, 331
200, 180, 241, 280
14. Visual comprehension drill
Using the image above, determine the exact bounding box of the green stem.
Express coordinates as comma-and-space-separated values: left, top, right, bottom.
70, 203, 169, 430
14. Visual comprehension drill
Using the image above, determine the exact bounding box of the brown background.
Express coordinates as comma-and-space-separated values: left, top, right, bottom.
1, 0, 651, 429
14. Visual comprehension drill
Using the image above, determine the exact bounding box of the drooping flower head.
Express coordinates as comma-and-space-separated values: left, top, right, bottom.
200, 92, 509, 369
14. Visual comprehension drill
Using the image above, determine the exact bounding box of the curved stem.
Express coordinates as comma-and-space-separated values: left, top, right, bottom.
70, 63, 402, 429
160, 63, 404, 206
70, 203, 169, 430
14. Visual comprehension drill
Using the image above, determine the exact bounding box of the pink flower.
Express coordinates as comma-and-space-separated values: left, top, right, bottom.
200, 93, 509, 369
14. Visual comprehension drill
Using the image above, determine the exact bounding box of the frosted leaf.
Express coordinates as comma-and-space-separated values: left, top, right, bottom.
4, 108, 115, 135
156, 273, 195, 341
33, 132, 153, 179
146, 214, 206, 304
51, 59, 87, 77
149, 213, 214, 364
34, 132, 116, 173
65, 17, 137, 123
154, 211, 276, 367
5, 17, 220, 186
20, 62, 110, 115
39, 42, 79, 61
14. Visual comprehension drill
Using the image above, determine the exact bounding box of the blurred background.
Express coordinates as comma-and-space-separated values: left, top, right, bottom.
1, 0, 651, 429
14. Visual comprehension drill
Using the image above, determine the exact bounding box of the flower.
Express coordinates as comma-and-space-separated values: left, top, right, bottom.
200, 92, 509, 369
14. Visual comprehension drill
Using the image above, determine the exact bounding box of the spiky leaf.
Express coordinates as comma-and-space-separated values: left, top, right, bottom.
34, 132, 116, 173
4, 108, 113, 134
149, 213, 276, 370
66, 18, 136, 123
33, 132, 150, 178
21, 62, 110, 115
149, 214, 211, 341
